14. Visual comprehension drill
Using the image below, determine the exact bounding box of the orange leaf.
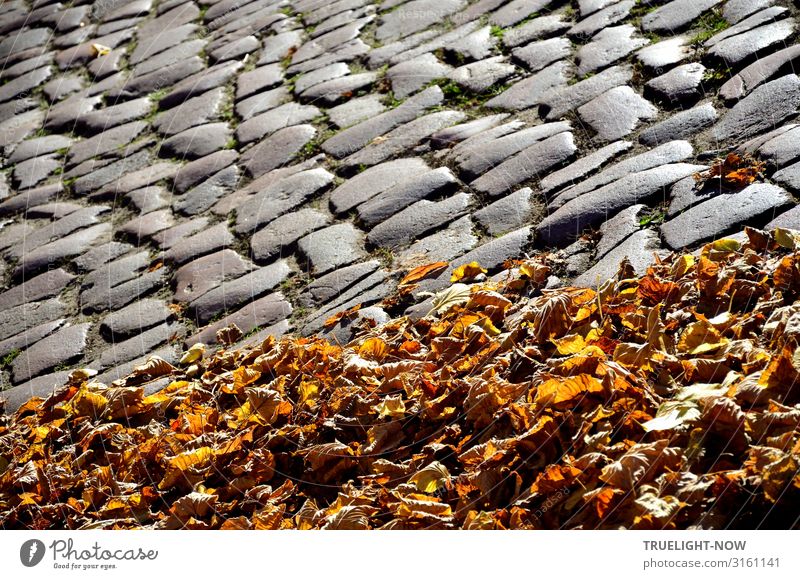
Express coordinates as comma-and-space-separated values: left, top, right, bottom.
323, 304, 361, 329
399, 261, 448, 285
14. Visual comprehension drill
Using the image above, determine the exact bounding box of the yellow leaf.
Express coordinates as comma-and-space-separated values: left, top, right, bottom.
18, 492, 40, 506
159, 447, 214, 490
471, 316, 501, 336
246, 387, 290, 424
703, 237, 741, 260
450, 261, 487, 282
409, 461, 450, 493
180, 343, 205, 365
677, 319, 728, 355
671, 254, 695, 278
552, 334, 587, 355
374, 394, 406, 418
298, 381, 319, 406
429, 283, 472, 315
358, 337, 389, 361
773, 227, 800, 250
70, 388, 108, 418
233, 365, 261, 391
709, 238, 741, 252
91, 43, 111, 56
518, 261, 550, 284
535, 374, 605, 406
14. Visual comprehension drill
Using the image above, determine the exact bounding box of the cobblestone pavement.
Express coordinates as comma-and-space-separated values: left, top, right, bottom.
2, 0, 800, 411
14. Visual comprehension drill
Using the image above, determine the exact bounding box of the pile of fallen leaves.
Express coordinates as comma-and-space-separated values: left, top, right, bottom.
3, 227, 800, 530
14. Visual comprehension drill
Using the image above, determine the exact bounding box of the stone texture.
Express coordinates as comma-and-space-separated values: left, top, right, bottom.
342, 110, 466, 168
236, 102, 320, 145
719, 45, 800, 102
173, 250, 254, 304
79, 97, 153, 134
240, 124, 316, 178
128, 185, 171, 214
11, 323, 91, 384
766, 205, 800, 230
502, 14, 570, 48
708, 19, 795, 67
485, 60, 571, 111
9, 135, 72, 164
153, 88, 226, 136
0, 319, 65, 364
473, 188, 536, 236
251, 208, 330, 261
295, 63, 350, 95
636, 36, 690, 70
68, 121, 147, 166
448, 57, 516, 92
357, 167, 459, 227
595, 204, 647, 258
173, 166, 240, 216
569, 0, 634, 38
396, 216, 478, 269
299, 260, 381, 307
539, 163, 706, 246
174, 150, 238, 193
539, 65, 633, 120
236, 86, 291, 121
512, 38, 571, 73
367, 192, 473, 249
430, 114, 510, 148
470, 131, 577, 196
322, 86, 443, 157
99, 298, 173, 340
724, 0, 777, 25
0, 299, 66, 344
159, 123, 233, 159
329, 158, 430, 214
576, 25, 648, 77
646, 63, 706, 104
446, 26, 496, 61
159, 61, 243, 109
189, 261, 292, 325
661, 184, 794, 249
642, 0, 722, 33
96, 322, 184, 370
541, 141, 633, 195
376, 0, 466, 42
574, 230, 662, 287
327, 94, 387, 128
301, 72, 378, 104
163, 222, 235, 266
234, 168, 334, 234
713, 75, 800, 142
767, 161, 800, 193
579, 86, 658, 141
187, 292, 292, 347
14, 223, 111, 278
550, 140, 695, 208
639, 103, 717, 146
297, 223, 367, 275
